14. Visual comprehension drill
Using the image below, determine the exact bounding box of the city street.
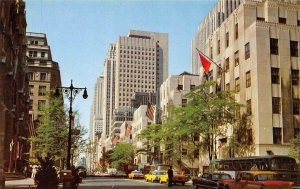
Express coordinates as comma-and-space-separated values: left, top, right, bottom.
5, 177, 194, 189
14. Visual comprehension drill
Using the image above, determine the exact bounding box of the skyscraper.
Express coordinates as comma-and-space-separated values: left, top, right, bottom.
102, 30, 168, 150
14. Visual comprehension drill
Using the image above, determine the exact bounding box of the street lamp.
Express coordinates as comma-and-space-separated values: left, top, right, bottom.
55, 80, 88, 170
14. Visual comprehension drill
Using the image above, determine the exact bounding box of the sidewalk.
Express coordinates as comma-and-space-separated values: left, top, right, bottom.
5, 178, 36, 188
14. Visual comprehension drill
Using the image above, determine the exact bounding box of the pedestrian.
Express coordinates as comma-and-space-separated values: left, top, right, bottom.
167, 166, 173, 187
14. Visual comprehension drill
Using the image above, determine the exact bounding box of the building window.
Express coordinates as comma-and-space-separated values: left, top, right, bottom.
235, 77, 240, 92
271, 68, 280, 84
190, 85, 195, 90
245, 42, 250, 60
293, 99, 300, 115
235, 23, 238, 39
225, 58, 229, 72
28, 72, 34, 80
273, 128, 282, 144
38, 86, 46, 96
234, 51, 239, 67
182, 99, 187, 107
292, 70, 299, 85
29, 85, 34, 95
41, 52, 46, 58
290, 41, 298, 57
279, 17, 286, 24
217, 40, 220, 54
270, 38, 278, 55
246, 71, 251, 88
298, 20, 300, 26
177, 84, 183, 90
38, 100, 46, 111
226, 32, 229, 47
257, 17, 265, 21
246, 99, 252, 115
194, 149, 199, 158
272, 97, 281, 114
29, 100, 33, 110
40, 73, 47, 81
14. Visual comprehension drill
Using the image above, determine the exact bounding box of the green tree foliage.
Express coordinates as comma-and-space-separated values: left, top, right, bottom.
139, 81, 249, 164
71, 113, 87, 164
289, 134, 300, 162
30, 94, 68, 162
109, 143, 134, 169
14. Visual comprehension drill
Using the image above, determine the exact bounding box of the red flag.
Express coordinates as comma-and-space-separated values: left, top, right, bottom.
198, 51, 211, 73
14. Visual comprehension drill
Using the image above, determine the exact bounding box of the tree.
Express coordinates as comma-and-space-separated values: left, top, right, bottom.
109, 143, 134, 169
35, 155, 59, 189
30, 93, 68, 164
289, 134, 300, 162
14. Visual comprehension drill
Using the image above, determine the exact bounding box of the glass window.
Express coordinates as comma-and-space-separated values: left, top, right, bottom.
272, 97, 281, 114
246, 71, 251, 88
235, 77, 240, 92
40, 73, 47, 81
38, 100, 46, 111
177, 85, 183, 90
292, 70, 299, 85
293, 99, 300, 115
226, 32, 229, 47
29, 85, 34, 95
257, 17, 265, 21
234, 51, 239, 67
279, 17, 286, 24
271, 68, 280, 84
247, 99, 252, 115
273, 128, 282, 144
245, 42, 250, 59
235, 23, 238, 39
225, 58, 229, 72
290, 41, 298, 57
270, 38, 279, 55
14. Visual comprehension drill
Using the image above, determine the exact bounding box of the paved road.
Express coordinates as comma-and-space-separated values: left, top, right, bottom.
78, 177, 194, 189
5, 176, 194, 189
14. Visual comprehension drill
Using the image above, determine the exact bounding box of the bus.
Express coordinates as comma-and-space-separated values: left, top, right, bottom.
215, 155, 299, 178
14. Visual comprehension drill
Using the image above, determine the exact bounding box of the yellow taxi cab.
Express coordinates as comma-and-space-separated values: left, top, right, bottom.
223, 171, 294, 189
159, 171, 189, 185
128, 170, 144, 179
145, 170, 166, 182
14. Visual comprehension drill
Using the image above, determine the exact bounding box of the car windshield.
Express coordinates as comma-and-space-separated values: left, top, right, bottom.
133, 171, 141, 174
213, 174, 231, 180
255, 174, 276, 181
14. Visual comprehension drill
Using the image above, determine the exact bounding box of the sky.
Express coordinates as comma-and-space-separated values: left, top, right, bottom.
25, 0, 217, 136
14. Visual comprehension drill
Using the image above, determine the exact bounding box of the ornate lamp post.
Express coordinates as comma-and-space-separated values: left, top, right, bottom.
55, 80, 88, 170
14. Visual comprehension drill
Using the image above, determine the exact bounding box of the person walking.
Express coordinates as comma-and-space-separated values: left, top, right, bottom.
167, 166, 173, 187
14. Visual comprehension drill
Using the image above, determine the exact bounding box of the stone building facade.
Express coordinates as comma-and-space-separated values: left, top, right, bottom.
192, 0, 300, 156
0, 0, 31, 173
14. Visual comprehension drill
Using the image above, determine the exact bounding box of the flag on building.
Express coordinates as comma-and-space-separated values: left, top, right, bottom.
198, 51, 212, 73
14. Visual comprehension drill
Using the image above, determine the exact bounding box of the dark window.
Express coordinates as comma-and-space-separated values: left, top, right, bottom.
226, 32, 229, 47
292, 70, 299, 85
38, 86, 46, 96
225, 58, 230, 72
194, 149, 199, 158
190, 85, 195, 90
290, 41, 298, 57
217, 40, 220, 54
298, 20, 300, 26
177, 85, 183, 90
40, 73, 46, 81
279, 17, 286, 24
270, 38, 278, 55
28, 72, 34, 80
235, 77, 240, 92
293, 99, 300, 115
271, 68, 280, 84
246, 71, 251, 88
247, 99, 252, 115
29, 85, 34, 95
38, 100, 46, 111
272, 97, 281, 114
235, 23, 238, 39
273, 128, 282, 144
41, 52, 46, 58
257, 17, 265, 21
234, 51, 239, 66
29, 100, 33, 110
210, 46, 213, 59
245, 42, 250, 59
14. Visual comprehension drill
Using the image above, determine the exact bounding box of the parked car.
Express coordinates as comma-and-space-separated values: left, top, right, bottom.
160, 171, 189, 185
128, 170, 144, 179
192, 172, 232, 189
223, 171, 294, 189
145, 170, 166, 182
113, 170, 127, 178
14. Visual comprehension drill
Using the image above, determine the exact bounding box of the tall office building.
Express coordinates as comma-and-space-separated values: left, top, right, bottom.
102, 30, 168, 150
192, 0, 300, 157
26, 32, 62, 161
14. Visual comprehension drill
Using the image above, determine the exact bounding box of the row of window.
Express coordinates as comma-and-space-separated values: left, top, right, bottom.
120, 50, 155, 56
120, 55, 155, 60
270, 39, 298, 57
271, 68, 299, 85
28, 72, 48, 81
29, 85, 47, 96
119, 45, 156, 51
120, 59, 156, 65
28, 51, 48, 58
29, 99, 46, 111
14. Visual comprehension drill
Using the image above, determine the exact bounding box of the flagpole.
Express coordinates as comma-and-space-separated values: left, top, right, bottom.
196, 48, 223, 71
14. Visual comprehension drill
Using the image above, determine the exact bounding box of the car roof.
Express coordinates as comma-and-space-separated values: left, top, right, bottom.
238, 171, 277, 175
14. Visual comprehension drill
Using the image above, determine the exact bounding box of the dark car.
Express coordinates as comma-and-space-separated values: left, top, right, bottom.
193, 172, 232, 189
